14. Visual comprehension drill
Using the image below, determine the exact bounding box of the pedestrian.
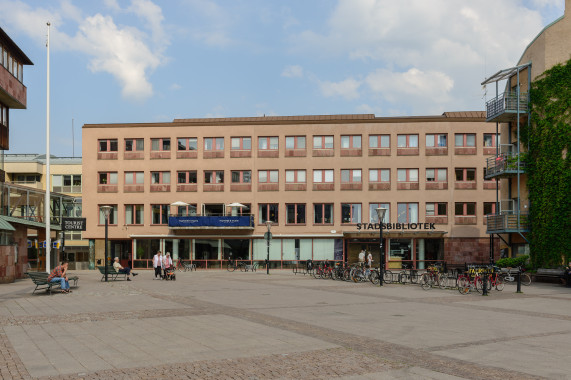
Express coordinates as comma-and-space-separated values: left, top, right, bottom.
153, 251, 163, 279
48, 261, 71, 294
564, 262, 571, 288
163, 252, 173, 278
113, 257, 138, 281
366, 251, 373, 277
358, 249, 366, 265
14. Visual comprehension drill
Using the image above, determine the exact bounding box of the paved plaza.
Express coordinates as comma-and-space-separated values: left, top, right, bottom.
0, 269, 570, 380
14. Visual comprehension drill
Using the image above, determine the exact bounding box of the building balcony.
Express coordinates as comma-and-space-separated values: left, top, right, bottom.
486, 213, 530, 233
0, 65, 27, 108
485, 92, 528, 122
169, 214, 254, 229
485, 152, 527, 179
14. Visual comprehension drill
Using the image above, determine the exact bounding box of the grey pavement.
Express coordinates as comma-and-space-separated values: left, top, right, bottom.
0, 269, 570, 379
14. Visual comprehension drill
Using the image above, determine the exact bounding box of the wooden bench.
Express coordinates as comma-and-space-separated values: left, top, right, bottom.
97, 266, 128, 281
534, 268, 565, 283
26, 272, 79, 294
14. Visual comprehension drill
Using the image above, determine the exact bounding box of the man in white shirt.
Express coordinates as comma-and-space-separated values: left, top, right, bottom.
153, 251, 163, 279
358, 249, 366, 264
113, 257, 137, 281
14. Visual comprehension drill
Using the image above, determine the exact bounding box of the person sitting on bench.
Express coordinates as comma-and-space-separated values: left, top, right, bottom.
565, 262, 571, 288
113, 257, 138, 281
48, 261, 71, 294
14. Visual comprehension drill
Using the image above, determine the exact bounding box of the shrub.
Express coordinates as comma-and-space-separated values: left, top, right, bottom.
496, 255, 529, 268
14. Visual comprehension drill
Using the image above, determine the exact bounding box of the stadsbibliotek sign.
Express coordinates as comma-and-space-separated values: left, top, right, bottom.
356, 222, 436, 231
62, 217, 86, 231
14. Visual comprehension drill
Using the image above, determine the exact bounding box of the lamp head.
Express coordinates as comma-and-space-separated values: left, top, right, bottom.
265, 220, 272, 231
101, 205, 113, 218
375, 207, 387, 222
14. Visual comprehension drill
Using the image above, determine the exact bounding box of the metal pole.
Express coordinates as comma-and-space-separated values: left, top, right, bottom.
266, 233, 270, 275
379, 224, 384, 287
104, 215, 108, 282
516, 269, 522, 293
482, 270, 488, 296
45, 22, 51, 273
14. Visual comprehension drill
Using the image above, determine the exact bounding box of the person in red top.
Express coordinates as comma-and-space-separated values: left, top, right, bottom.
47, 261, 71, 293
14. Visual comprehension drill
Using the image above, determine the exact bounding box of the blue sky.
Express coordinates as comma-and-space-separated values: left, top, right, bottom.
0, 0, 565, 156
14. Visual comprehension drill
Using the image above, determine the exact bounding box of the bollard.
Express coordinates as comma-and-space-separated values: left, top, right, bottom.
516, 270, 523, 293
482, 273, 488, 296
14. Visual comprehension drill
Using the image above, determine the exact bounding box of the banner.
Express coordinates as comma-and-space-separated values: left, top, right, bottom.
62, 218, 86, 231
169, 216, 253, 228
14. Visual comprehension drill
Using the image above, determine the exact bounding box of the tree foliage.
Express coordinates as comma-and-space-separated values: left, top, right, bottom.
524, 59, 571, 268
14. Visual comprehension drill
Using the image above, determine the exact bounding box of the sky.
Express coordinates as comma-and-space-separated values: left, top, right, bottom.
0, 0, 566, 157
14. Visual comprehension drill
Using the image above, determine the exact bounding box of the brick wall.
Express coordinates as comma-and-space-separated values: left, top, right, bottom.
0, 225, 30, 283
444, 237, 500, 265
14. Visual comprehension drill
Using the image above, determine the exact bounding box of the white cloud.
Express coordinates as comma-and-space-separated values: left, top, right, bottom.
0, 0, 167, 101
319, 78, 361, 100
281, 65, 303, 78
170, 83, 182, 91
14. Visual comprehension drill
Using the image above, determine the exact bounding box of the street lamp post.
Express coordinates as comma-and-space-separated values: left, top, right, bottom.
101, 205, 113, 282
375, 207, 387, 287
265, 221, 272, 275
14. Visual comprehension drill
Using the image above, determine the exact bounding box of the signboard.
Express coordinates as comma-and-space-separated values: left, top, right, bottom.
169, 216, 252, 228
356, 222, 436, 231
62, 218, 87, 231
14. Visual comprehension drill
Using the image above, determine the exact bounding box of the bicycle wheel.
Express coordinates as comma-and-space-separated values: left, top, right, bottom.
399, 272, 409, 284
495, 276, 505, 291
420, 273, 432, 290
439, 275, 448, 289
384, 270, 393, 284
521, 273, 532, 286
457, 277, 470, 294
370, 270, 379, 285
227, 263, 236, 272
474, 277, 483, 293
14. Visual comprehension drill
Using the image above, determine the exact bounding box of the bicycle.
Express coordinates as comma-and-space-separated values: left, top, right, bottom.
500, 266, 531, 286
419, 265, 442, 290
398, 263, 419, 285
227, 258, 245, 272
369, 267, 393, 285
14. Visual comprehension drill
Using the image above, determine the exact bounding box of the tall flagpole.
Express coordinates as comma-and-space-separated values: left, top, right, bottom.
45, 22, 51, 273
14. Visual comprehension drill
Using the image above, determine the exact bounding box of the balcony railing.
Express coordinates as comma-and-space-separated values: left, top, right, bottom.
169, 214, 255, 229
485, 92, 528, 122
486, 213, 529, 233
485, 152, 527, 179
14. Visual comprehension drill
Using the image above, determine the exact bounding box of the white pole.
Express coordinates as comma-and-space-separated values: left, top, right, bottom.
45, 22, 51, 273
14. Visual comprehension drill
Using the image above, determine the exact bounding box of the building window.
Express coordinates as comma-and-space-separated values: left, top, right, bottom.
231, 137, 251, 150
426, 134, 447, 147
285, 136, 306, 149
369, 203, 390, 223
151, 138, 171, 151
369, 135, 390, 148
455, 168, 476, 182
313, 169, 333, 183
259, 204, 278, 224
313, 135, 334, 149
98, 172, 117, 185
285, 170, 306, 183
231, 170, 251, 183
52, 175, 82, 193
426, 168, 447, 182
98, 139, 118, 152
369, 169, 390, 183
151, 171, 170, 184
397, 203, 418, 223
483, 202, 496, 216
397, 169, 418, 183
341, 169, 362, 183
455, 134, 476, 147
286, 204, 306, 224
455, 202, 476, 216
258, 137, 279, 150
99, 205, 118, 225
314, 203, 333, 224
397, 134, 418, 148
426, 203, 447, 216
125, 172, 144, 185
258, 170, 278, 183
341, 135, 361, 149
341, 203, 361, 224
125, 138, 144, 151
151, 204, 169, 225
177, 171, 197, 184
178, 137, 198, 151
176, 204, 198, 216
125, 205, 144, 225
483, 134, 498, 147
204, 137, 224, 151
205, 171, 224, 183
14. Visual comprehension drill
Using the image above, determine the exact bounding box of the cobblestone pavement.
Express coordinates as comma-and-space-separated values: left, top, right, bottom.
1, 270, 570, 379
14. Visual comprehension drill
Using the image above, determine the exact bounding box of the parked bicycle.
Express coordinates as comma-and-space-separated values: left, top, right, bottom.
398, 263, 419, 284
419, 264, 442, 290
500, 265, 531, 286
227, 257, 246, 272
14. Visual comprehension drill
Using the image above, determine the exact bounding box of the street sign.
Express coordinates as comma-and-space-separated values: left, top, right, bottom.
62, 218, 86, 231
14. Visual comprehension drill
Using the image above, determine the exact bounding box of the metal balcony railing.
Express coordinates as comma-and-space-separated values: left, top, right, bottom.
485, 92, 528, 122
486, 213, 530, 233
485, 152, 527, 179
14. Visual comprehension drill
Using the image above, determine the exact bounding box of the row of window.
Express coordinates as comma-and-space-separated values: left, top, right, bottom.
98, 133, 499, 154
98, 168, 496, 187
99, 202, 497, 226
0, 44, 23, 82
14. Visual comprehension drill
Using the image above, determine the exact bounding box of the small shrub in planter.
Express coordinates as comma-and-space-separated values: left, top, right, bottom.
496, 254, 529, 268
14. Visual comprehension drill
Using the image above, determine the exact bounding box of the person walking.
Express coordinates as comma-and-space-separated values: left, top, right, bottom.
163, 252, 173, 278
153, 251, 163, 279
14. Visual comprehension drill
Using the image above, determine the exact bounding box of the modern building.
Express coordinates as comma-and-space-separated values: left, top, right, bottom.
83, 112, 500, 270
0, 27, 33, 283
4, 154, 87, 270
481, 0, 570, 258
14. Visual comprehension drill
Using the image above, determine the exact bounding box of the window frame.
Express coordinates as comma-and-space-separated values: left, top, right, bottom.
231, 170, 252, 184
454, 133, 476, 147
98, 205, 118, 225
426, 202, 447, 216
151, 171, 171, 185
455, 168, 476, 182
313, 169, 334, 183
125, 204, 144, 225
313, 135, 334, 149
285, 169, 306, 183
125, 138, 144, 152
286, 203, 306, 225
369, 203, 390, 223
98, 172, 117, 185
204, 170, 224, 184
98, 139, 118, 152
341, 169, 362, 183
231, 137, 252, 150
397, 168, 419, 183
285, 136, 306, 149
341, 203, 362, 224
204, 137, 224, 151
313, 203, 333, 225
151, 204, 170, 225
258, 136, 279, 151
426, 168, 447, 182
258, 170, 279, 183
177, 170, 197, 184
340, 135, 362, 149
151, 138, 171, 151
455, 202, 476, 216
125, 171, 144, 185
258, 203, 279, 224
177, 137, 198, 151
425, 134, 448, 147
397, 203, 419, 223
397, 134, 418, 148
369, 135, 390, 148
